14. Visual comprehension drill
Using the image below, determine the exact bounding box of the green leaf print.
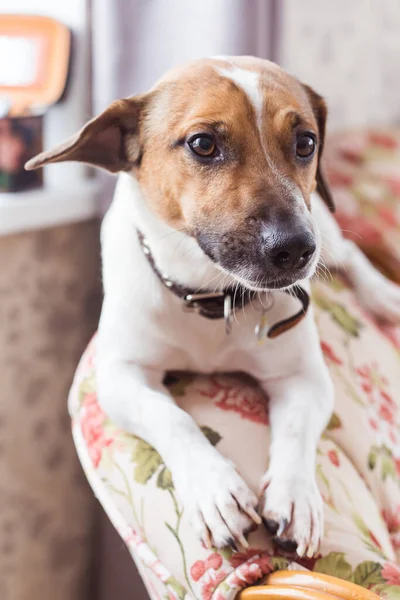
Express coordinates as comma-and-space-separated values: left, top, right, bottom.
165, 576, 187, 600
132, 439, 163, 484
352, 513, 371, 538
219, 546, 234, 561
326, 413, 342, 431
327, 277, 347, 293
315, 552, 353, 581
78, 375, 96, 406
132, 427, 221, 485
381, 454, 396, 481
99, 445, 114, 471
329, 304, 361, 337
157, 467, 174, 490
316, 464, 335, 511
312, 290, 361, 337
270, 557, 290, 571
376, 585, 400, 600
368, 445, 397, 482
352, 513, 386, 559
353, 562, 384, 587
312, 289, 331, 310
165, 373, 196, 397
201, 426, 222, 446
368, 448, 377, 470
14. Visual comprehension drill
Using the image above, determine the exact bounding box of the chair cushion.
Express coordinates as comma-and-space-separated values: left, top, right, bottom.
69, 130, 400, 600
325, 129, 400, 292
68, 275, 400, 600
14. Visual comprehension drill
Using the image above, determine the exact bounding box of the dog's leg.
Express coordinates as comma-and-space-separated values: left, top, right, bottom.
314, 196, 400, 323
258, 363, 334, 558
97, 361, 260, 550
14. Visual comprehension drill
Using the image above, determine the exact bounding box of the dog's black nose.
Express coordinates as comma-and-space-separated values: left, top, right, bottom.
270, 232, 316, 271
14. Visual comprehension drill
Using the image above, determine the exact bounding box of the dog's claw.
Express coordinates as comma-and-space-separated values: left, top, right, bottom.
259, 471, 323, 560
296, 541, 306, 558
306, 544, 315, 558
277, 518, 288, 537
247, 506, 262, 525
203, 530, 213, 550
227, 538, 239, 552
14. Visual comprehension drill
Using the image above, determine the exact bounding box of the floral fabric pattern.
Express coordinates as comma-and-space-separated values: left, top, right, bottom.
69, 131, 400, 600
324, 129, 400, 278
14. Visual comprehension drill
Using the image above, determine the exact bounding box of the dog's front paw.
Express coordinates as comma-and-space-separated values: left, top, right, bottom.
258, 471, 323, 558
176, 455, 261, 551
356, 273, 400, 325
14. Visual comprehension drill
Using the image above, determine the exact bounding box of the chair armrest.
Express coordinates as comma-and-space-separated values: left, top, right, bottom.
357, 242, 400, 285
239, 571, 381, 600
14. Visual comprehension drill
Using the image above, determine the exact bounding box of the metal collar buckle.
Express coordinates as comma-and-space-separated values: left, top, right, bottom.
183, 291, 224, 313
183, 291, 233, 334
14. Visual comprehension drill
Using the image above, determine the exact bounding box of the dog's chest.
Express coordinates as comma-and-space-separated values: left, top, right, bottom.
135, 288, 312, 378
101, 187, 313, 377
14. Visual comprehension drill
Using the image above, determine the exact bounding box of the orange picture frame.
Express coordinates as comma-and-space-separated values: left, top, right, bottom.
0, 14, 70, 115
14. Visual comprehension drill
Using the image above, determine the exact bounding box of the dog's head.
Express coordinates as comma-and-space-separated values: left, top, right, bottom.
26, 56, 333, 290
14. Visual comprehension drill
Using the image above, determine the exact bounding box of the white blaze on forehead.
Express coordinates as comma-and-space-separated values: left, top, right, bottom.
216, 64, 304, 203
216, 66, 264, 132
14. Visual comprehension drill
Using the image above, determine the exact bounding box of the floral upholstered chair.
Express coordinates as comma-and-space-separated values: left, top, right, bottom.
69, 129, 400, 600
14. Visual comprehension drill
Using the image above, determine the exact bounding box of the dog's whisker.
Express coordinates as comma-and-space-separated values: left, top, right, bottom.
320, 244, 346, 273
240, 282, 247, 319
259, 291, 271, 310
173, 236, 194, 259
249, 289, 257, 312
320, 259, 334, 280
314, 265, 329, 285
196, 270, 226, 293
315, 260, 333, 285
321, 227, 362, 240
315, 265, 326, 281
156, 226, 188, 242
232, 280, 241, 325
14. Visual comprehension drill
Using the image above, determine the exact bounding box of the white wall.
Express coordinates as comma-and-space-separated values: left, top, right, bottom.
0, 0, 90, 186
279, 0, 400, 130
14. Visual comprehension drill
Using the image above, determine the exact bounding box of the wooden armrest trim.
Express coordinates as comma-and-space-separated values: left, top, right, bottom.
239, 583, 343, 600
358, 242, 400, 286
239, 571, 381, 600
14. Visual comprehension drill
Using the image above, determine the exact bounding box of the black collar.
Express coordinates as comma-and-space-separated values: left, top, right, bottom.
137, 230, 309, 338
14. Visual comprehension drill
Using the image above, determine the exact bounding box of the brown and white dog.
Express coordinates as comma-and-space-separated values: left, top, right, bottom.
27, 57, 400, 557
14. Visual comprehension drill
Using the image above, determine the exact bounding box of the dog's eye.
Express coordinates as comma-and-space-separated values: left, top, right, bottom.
296, 134, 316, 159
188, 135, 216, 157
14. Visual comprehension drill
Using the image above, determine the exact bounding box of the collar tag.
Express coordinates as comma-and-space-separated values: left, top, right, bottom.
255, 310, 269, 343
224, 294, 233, 334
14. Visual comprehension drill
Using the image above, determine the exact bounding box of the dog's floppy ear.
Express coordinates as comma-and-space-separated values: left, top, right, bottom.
25, 95, 148, 173
302, 84, 335, 212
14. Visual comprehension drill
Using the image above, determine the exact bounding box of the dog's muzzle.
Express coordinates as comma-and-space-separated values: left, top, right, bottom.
196, 215, 317, 291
